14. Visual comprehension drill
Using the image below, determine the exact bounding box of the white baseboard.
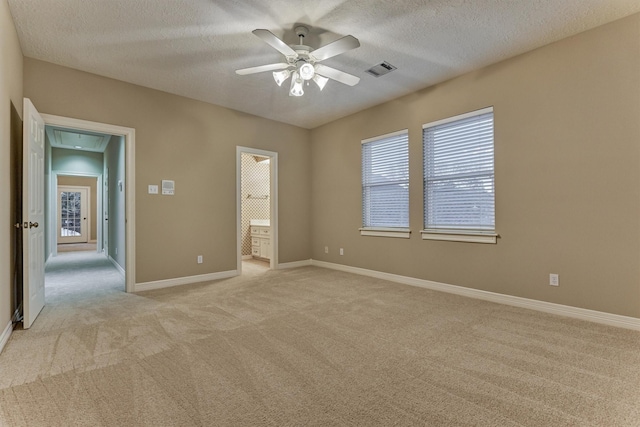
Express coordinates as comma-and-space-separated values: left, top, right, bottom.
278, 259, 312, 269
135, 270, 238, 292
311, 260, 640, 331
0, 321, 13, 354
242, 255, 253, 260
108, 255, 126, 278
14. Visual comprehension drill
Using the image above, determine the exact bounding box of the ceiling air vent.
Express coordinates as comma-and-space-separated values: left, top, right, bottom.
365, 61, 397, 77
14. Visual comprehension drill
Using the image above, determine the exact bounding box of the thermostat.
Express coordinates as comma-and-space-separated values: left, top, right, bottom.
162, 180, 175, 195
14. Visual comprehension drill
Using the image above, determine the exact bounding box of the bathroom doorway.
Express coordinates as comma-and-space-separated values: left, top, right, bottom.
236, 147, 278, 275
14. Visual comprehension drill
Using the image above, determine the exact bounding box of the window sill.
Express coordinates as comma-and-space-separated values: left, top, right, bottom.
421, 229, 498, 244
360, 228, 411, 239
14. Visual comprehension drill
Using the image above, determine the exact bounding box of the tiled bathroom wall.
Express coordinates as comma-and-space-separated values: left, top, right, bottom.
241, 153, 270, 255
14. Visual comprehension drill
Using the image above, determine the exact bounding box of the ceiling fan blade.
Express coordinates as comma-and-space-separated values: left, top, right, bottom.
252, 29, 297, 58
315, 64, 360, 86
235, 63, 290, 75
310, 35, 360, 62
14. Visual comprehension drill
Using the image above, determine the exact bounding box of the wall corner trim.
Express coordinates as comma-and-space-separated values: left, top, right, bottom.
134, 270, 238, 292
310, 260, 640, 331
108, 255, 125, 279
278, 260, 312, 269
0, 321, 13, 354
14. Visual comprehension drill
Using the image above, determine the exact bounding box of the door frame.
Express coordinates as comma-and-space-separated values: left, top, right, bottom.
52, 174, 102, 254
236, 146, 278, 274
42, 114, 136, 293
103, 167, 109, 257
57, 185, 90, 244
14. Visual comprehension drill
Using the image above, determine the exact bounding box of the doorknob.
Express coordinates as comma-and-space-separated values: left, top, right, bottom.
14, 223, 21, 229
29, 222, 39, 228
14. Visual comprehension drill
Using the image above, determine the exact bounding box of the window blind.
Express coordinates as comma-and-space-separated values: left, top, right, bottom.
362, 130, 409, 228
423, 108, 495, 231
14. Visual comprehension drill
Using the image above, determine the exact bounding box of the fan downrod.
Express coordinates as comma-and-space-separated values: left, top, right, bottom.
294, 26, 309, 39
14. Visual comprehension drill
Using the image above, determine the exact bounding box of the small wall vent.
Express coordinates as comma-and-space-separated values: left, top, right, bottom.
365, 61, 397, 77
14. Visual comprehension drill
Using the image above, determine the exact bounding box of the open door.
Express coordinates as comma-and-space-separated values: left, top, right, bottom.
22, 98, 45, 329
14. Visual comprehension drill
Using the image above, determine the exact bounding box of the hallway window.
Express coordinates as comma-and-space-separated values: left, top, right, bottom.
60, 191, 82, 236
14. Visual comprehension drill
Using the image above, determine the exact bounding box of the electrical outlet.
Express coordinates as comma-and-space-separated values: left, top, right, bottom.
324, 246, 329, 254
197, 255, 203, 264
340, 248, 344, 256
549, 273, 559, 286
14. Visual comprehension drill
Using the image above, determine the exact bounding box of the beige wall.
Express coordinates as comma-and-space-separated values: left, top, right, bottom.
57, 176, 98, 241
1, 0, 24, 334
24, 59, 311, 283
310, 14, 640, 317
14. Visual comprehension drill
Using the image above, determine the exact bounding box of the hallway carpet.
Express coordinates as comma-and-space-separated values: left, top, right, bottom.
56, 242, 98, 253
0, 256, 638, 426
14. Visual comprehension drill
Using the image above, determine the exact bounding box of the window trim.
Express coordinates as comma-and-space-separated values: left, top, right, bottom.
359, 227, 411, 239
422, 107, 496, 243
420, 229, 497, 244
421, 106, 494, 130
361, 129, 411, 237
361, 129, 409, 145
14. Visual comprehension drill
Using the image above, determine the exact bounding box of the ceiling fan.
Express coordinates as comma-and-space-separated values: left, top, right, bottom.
235, 25, 360, 97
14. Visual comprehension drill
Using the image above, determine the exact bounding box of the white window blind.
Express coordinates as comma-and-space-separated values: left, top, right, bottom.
423, 108, 495, 231
362, 130, 409, 228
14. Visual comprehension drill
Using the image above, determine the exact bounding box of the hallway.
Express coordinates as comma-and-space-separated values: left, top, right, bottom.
45, 251, 124, 303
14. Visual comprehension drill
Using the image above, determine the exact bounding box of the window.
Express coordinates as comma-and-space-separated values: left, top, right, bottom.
361, 130, 410, 238
422, 107, 497, 243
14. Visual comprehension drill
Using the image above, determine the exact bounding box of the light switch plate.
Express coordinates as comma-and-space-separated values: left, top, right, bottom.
148, 185, 158, 194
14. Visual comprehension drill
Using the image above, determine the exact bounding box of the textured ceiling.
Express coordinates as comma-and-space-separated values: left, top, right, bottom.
46, 127, 111, 153
8, 0, 640, 129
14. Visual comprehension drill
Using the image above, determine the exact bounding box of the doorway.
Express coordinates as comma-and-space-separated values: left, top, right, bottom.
18, 101, 136, 329
57, 182, 95, 251
41, 114, 136, 294
45, 128, 125, 296
236, 147, 278, 275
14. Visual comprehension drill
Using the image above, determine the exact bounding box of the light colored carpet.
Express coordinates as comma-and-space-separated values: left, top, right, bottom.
57, 242, 97, 253
0, 253, 639, 426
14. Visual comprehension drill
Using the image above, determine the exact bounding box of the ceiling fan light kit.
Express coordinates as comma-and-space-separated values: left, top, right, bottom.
236, 25, 360, 97
298, 63, 315, 80
273, 69, 291, 86
313, 74, 329, 90
289, 71, 304, 97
